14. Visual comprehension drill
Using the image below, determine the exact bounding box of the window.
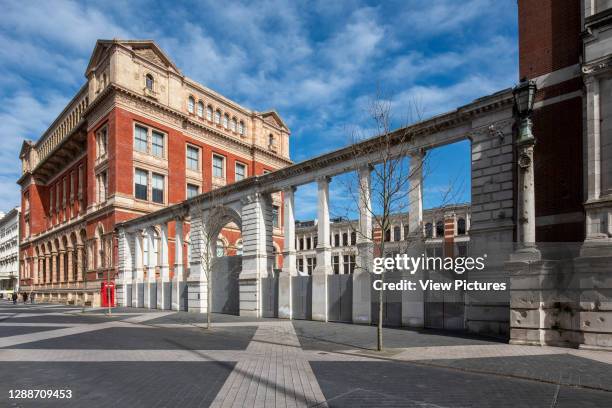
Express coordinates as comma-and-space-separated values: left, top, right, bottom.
188, 96, 195, 113
216, 239, 226, 257
272, 205, 279, 228
187, 184, 199, 199
214, 110, 221, 124
306, 237, 311, 250
333, 255, 340, 274
185, 146, 199, 171
235, 162, 246, 181
145, 74, 154, 91
24, 192, 30, 212
297, 258, 304, 274
306, 257, 315, 275
231, 118, 237, 132
351, 232, 356, 245
135, 169, 148, 200
206, 105, 213, 121
425, 223, 433, 238
223, 114, 229, 129
213, 155, 224, 178
152, 173, 164, 204
197, 101, 204, 117
403, 225, 409, 240
436, 221, 444, 237
97, 171, 108, 203
96, 126, 107, 158
151, 131, 164, 157
457, 218, 466, 235
384, 229, 391, 242
334, 234, 340, 247
342, 233, 348, 246
394, 226, 401, 241
343, 255, 355, 274
238, 121, 245, 135
268, 134, 275, 146
235, 240, 243, 256
299, 238, 304, 250
134, 125, 148, 152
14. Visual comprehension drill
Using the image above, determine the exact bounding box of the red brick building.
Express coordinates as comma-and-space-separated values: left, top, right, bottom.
518, 0, 585, 243
17, 40, 291, 305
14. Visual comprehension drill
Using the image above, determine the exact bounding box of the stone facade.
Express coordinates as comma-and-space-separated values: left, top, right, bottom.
0, 208, 20, 296
17, 40, 291, 306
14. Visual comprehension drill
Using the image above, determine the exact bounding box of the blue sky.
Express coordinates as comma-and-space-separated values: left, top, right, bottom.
0, 0, 518, 219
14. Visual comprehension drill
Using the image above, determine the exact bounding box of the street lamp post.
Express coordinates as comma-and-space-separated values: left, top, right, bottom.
512, 78, 540, 261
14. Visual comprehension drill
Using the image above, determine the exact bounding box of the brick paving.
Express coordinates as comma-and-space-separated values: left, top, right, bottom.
0, 302, 610, 407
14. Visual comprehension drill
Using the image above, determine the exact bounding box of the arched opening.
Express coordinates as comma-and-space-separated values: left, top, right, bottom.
208, 206, 242, 315
145, 74, 154, 91
457, 218, 466, 235
436, 220, 444, 238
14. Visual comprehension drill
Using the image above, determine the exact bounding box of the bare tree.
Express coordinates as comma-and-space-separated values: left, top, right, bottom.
340, 96, 463, 351
197, 186, 229, 330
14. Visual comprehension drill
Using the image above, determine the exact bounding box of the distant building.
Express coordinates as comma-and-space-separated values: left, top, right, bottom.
295, 205, 470, 275
0, 208, 20, 296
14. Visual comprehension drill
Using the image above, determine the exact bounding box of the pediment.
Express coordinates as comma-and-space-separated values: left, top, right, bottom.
261, 110, 289, 131
85, 39, 182, 76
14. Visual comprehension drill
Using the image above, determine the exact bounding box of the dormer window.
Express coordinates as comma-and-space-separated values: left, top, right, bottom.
145, 74, 154, 91
188, 96, 195, 114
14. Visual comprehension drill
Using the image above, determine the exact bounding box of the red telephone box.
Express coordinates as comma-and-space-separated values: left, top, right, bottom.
101, 282, 116, 307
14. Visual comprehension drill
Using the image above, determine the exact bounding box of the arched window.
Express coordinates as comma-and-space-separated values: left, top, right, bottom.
188, 96, 195, 113
206, 105, 213, 121
238, 121, 245, 135
223, 114, 229, 128
216, 239, 225, 257
145, 74, 154, 91
231, 118, 237, 132
436, 221, 444, 237
197, 101, 204, 117
235, 240, 243, 256
425, 223, 433, 238
457, 218, 466, 235
268, 134, 275, 146
214, 110, 221, 124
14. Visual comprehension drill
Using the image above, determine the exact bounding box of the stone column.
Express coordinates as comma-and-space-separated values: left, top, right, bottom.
76, 245, 84, 282
280, 186, 297, 319
50, 252, 57, 284
132, 231, 144, 308
240, 193, 273, 317
354, 166, 373, 324
313, 176, 332, 321
32, 256, 38, 285
58, 250, 66, 283
172, 217, 185, 311
187, 209, 210, 313
157, 222, 170, 310
144, 229, 157, 309
117, 230, 133, 307
66, 248, 74, 282
402, 151, 425, 327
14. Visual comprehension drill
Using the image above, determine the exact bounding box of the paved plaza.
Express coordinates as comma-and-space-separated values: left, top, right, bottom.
0, 301, 610, 407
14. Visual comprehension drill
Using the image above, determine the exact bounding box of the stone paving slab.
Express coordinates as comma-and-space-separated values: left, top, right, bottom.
0, 326, 69, 338
419, 354, 612, 392
311, 361, 612, 408
11, 326, 257, 350
292, 320, 500, 352
0, 361, 233, 408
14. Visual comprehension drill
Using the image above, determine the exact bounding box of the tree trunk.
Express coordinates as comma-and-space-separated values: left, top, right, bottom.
377, 273, 383, 351
206, 271, 212, 329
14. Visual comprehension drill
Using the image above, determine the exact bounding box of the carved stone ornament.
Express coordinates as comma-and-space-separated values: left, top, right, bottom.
518, 153, 531, 169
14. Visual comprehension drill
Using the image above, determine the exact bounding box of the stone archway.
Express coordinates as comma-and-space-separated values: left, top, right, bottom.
209, 205, 243, 315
